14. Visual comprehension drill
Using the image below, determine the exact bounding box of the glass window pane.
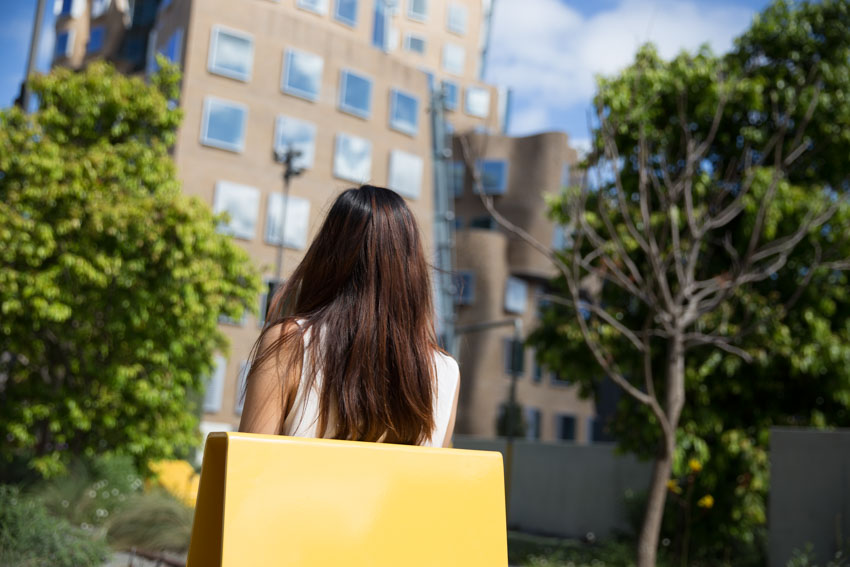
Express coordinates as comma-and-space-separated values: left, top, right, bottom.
87, 26, 106, 53
213, 181, 260, 240
339, 70, 372, 118
274, 115, 317, 170
335, 0, 358, 26
389, 89, 418, 135
557, 415, 576, 441
524, 408, 541, 440
333, 133, 372, 182
203, 354, 227, 412
388, 150, 424, 199
282, 49, 323, 101
453, 270, 475, 305
208, 27, 253, 81
265, 194, 311, 249
447, 3, 467, 34
442, 43, 464, 75
408, 0, 427, 20
442, 80, 458, 110
477, 159, 508, 195
91, 0, 110, 18
54, 30, 72, 58
201, 97, 247, 152
163, 29, 183, 63
504, 277, 528, 314
372, 0, 389, 49
404, 33, 426, 54
465, 86, 491, 118
298, 0, 328, 15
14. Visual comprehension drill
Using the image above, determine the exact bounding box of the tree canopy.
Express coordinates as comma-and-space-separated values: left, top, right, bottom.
530, 1, 850, 564
0, 61, 261, 478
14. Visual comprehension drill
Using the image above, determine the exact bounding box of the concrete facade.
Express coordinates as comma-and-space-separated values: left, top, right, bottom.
455, 436, 652, 538
769, 427, 850, 567
451, 132, 596, 442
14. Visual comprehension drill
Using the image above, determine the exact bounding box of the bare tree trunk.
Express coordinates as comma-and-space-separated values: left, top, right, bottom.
638, 331, 686, 567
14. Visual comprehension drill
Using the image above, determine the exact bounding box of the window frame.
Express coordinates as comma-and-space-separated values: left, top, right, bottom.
447, 3, 467, 35
281, 48, 324, 102
200, 96, 248, 153
54, 29, 75, 59
334, 0, 358, 27
403, 32, 427, 55
212, 180, 261, 241
407, 0, 428, 21
441, 43, 465, 76
207, 25, 254, 82
338, 69, 374, 119
389, 88, 419, 136
87, 25, 106, 53
333, 132, 373, 183
476, 159, 508, 195
298, 0, 329, 15
465, 86, 491, 118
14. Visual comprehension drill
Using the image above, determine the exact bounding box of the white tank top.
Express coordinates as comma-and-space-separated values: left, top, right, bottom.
281, 324, 460, 447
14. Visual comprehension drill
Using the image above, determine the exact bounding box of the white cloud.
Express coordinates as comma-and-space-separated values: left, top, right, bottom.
488, 0, 756, 136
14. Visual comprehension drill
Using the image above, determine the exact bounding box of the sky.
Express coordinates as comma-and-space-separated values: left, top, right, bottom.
0, 0, 770, 148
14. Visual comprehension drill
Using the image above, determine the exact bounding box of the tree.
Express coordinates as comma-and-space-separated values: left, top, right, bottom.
463, 1, 850, 565
0, 61, 261, 479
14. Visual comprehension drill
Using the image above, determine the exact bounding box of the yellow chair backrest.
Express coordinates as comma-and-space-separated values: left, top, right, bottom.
187, 432, 507, 567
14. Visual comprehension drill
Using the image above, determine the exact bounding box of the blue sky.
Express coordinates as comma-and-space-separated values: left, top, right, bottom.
0, 0, 771, 149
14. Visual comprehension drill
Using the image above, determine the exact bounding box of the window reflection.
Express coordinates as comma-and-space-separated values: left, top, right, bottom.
334, 133, 372, 182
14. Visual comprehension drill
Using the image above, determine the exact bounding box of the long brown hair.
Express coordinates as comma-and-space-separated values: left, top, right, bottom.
246, 185, 439, 444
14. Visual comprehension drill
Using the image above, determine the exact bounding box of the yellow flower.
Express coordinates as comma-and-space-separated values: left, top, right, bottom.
666, 480, 683, 495
697, 494, 714, 509
688, 459, 703, 473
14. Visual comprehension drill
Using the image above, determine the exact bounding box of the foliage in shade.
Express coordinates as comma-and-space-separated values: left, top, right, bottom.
530, 1, 850, 565
0, 60, 261, 478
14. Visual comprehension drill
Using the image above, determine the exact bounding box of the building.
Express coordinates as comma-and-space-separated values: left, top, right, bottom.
52, 0, 593, 442
451, 131, 598, 443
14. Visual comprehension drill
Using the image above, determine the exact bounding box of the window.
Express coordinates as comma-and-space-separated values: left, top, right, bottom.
504, 276, 528, 314
339, 70, 373, 118
389, 89, 419, 135
201, 97, 247, 152
477, 159, 508, 195
524, 408, 541, 440
503, 338, 525, 375
258, 279, 283, 327
469, 215, 497, 230
274, 115, 317, 170
58, 0, 74, 16
447, 3, 467, 34
282, 49, 323, 102
91, 0, 110, 18
56, 0, 83, 17
388, 150, 424, 199
159, 0, 173, 12
54, 30, 74, 59
335, 0, 358, 26
213, 181, 261, 240
442, 43, 465, 75
420, 69, 435, 91
333, 133, 372, 182
403, 33, 426, 54
453, 270, 475, 305
442, 80, 459, 111
551, 372, 571, 387
162, 29, 183, 64
265, 193, 311, 249
408, 0, 427, 20
298, 0, 329, 15
203, 355, 227, 412
465, 86, 491, 118
87, 26, 106, 53
451, 160, 464, 196
372, 0, 390, 50
533, 357, 543, 383
556, 414, 577, 441
234, 361, 250, 415
208, 26, 253, 82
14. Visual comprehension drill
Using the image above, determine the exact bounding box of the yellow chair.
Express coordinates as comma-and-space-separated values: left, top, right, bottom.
187, 432, 507, 566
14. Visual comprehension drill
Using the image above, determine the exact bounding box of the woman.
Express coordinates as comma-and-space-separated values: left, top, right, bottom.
238, 185, 460, 448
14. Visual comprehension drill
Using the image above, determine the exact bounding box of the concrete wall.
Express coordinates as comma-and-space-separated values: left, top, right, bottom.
454, 436, 652, 539
769, 428, 850, 567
